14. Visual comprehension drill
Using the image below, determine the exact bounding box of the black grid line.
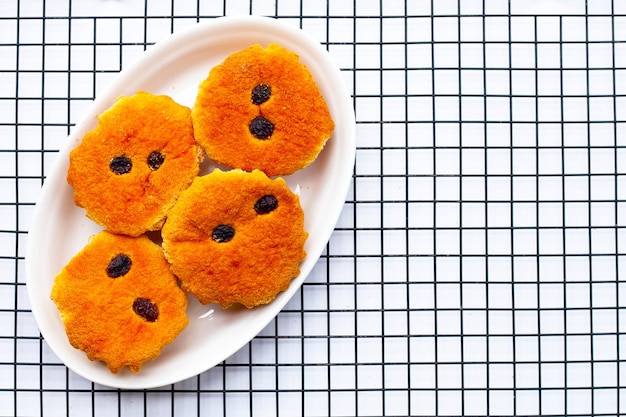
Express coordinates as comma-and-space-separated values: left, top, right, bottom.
1, 0, 626, 416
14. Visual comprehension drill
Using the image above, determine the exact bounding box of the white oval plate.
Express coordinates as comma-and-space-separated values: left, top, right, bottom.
26, 16, 355, 389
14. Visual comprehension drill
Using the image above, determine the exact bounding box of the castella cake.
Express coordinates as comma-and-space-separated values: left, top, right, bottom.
67, 91, 203, 237
50, 231, 189, 374
161, 169, 308, 308
192, 43, 334, 176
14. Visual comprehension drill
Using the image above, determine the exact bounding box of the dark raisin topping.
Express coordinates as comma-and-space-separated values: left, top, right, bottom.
106, 254, 132, 278
248, 116, 274, 139
109, 156, 132, 175
251, 84, 272, 105
254, 194, 278, 214
212, 224, 235, 243
133, 298, 159, 322
147, 151, 165, 171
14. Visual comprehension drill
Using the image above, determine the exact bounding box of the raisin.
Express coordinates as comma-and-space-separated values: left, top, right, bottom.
254, 194, 278, 214
110, 156, 132, 175
133, 298, 158, 322
147, 151, 165, 171
248, 116, 274, 139
212, 224, 235, 243
107, 254, 132, 278
251, 84, 272, 105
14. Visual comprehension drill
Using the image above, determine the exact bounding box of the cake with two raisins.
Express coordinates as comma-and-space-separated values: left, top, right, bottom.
67, 91, 203, 237
50, 231, 189, 374
192, 43, 335, 177
161, 169, 308, 308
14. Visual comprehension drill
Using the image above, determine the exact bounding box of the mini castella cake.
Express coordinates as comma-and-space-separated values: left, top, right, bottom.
192, 43, 335, 176
67, 91, 203, 237
161, 169, 308, 308
50, 231, 189, 374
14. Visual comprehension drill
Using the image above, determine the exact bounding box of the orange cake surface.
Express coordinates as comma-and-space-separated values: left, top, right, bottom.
67, 91, 203, 237
162, 169, 308, 308
50, 231, 189, 374
192, 43, 334, 176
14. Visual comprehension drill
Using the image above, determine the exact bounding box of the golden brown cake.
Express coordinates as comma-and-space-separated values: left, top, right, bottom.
192, 43, 335, 177
50, 231, 189, 374
161, 169, 308, 308
67, 91, 203, 237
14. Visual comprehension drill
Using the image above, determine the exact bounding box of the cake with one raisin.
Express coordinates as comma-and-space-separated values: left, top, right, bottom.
192, 43, 335, 177
67, 91, 203, 237
50, 231, 189, 374
161, 169, 308, 308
